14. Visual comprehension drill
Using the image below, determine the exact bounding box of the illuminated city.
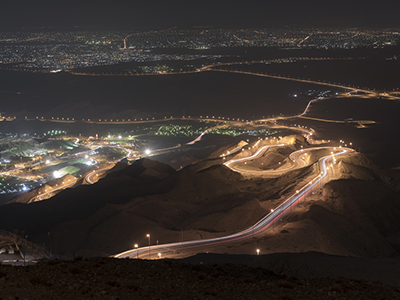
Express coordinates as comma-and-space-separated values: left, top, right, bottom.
0, 28, 399, 73
0, 0, 400, 298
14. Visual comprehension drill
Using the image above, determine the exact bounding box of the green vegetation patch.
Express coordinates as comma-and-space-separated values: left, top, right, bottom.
209, 127, 271, 136
57, 166, 80, 177
155, 124, 209, 137
154, 123, 271, 137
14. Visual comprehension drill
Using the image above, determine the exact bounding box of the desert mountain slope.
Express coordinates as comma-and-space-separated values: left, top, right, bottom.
0, 152, 399, 259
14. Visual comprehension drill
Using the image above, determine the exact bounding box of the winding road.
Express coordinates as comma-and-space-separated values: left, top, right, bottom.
226, 145, 335, 175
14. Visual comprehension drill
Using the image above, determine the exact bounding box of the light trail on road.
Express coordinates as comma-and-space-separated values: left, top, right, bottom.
85, 164, 114, 185
224, 144, 285, 169
186, 129, 209, 145
36, 178, 77, 201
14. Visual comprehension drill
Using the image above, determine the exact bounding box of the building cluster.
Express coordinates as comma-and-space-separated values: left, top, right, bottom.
0, 28, 398, 72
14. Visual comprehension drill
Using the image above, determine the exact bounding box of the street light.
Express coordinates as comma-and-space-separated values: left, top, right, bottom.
146, 234, 150, 259
158, 253, 161, 259
256, 249, 260, 255
134, 244, 138, 259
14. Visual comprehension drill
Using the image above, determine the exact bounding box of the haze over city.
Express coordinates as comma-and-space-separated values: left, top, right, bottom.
0, 1, 400, 299
2, 0, 400, 29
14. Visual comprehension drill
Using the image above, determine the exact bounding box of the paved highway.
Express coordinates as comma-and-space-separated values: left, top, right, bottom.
210, 68, 374, 96
85, 163, 115, 185
224, 143, 285, 171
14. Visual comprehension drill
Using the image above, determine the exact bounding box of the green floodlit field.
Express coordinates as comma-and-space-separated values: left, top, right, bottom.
54, 166, 80, 178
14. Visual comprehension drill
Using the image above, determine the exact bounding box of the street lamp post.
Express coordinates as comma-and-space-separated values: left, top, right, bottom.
134, 244, 138, 259
146, 234, 150, 259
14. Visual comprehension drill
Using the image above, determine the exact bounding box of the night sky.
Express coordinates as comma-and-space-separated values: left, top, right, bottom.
2, 0, 400, 29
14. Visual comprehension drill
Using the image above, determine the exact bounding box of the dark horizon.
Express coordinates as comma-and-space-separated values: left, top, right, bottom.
2, 0, 400, 30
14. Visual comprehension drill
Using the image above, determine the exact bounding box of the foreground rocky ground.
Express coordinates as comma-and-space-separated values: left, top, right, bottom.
1, 257, 400, 300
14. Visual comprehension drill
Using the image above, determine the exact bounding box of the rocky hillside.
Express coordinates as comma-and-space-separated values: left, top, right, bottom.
0, 256, 399, 300
244, 153, 400, 259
